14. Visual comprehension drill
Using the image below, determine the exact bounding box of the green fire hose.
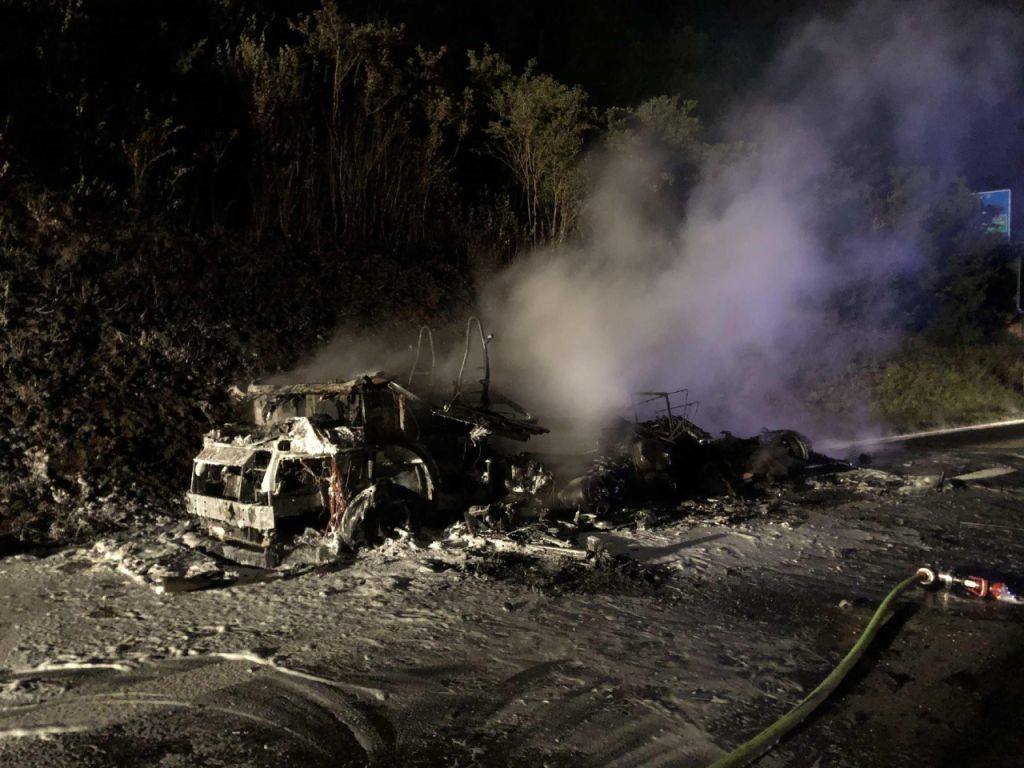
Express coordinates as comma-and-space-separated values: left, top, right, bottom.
707, 571, 924, 768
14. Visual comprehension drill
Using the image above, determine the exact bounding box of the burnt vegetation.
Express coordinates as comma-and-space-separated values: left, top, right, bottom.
1, 0, 1022, 546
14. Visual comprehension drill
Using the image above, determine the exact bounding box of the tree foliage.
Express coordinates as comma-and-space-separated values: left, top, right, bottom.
470, 50, 593, 245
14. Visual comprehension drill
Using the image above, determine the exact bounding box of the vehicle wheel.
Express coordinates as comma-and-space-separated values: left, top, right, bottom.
769, 431, 811, 461
338, 481, 429, 548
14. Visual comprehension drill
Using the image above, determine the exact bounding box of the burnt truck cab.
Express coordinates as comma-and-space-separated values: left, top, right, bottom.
186, 373, 547, 565
187, 417, 367, 550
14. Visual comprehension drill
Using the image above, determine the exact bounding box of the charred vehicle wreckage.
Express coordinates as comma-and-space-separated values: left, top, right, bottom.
186, 321, 820, 566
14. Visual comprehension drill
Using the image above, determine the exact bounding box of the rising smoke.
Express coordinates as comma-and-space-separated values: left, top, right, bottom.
481, 0, 1023, 443
266, 327, 437, 385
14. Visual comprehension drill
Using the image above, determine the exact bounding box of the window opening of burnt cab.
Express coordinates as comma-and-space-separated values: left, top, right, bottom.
359, 383, 404, 444
311, 397, 340, 422
245, 450, 272, 502
191, 449, 273, 504
272, 457, 328, 518
256, 391, 347, 426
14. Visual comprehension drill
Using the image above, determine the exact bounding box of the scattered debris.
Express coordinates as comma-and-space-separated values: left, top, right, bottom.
804, 467, 941, 495
460, 547, 675, 598
91, 530, 231, 593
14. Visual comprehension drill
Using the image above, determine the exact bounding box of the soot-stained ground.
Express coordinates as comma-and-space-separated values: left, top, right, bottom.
2, 444, 1024, 767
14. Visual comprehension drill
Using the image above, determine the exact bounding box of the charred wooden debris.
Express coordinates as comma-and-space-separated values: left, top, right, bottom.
185, 323, 832, 566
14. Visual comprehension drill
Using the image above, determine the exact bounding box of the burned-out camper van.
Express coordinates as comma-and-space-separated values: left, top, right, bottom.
186, 323, 549, 564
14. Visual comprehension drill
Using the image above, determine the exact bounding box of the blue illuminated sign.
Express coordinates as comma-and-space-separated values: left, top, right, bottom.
976, 188, 1011, 241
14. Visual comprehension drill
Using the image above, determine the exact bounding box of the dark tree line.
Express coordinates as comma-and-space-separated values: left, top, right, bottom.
0, 0, 726, 261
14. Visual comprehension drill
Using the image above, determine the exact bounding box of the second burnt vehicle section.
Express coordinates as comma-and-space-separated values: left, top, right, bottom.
553, 390, 816, 516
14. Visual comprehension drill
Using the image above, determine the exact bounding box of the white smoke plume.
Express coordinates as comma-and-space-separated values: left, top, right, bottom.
481, 0, 1023, 443
265, 328, 415, 384
266, 323, 478, 389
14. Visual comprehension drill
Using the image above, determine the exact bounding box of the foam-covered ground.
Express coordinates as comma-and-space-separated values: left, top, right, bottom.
2, 451, 1024, 767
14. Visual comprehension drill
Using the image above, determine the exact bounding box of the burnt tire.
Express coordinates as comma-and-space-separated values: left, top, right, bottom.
338, 481, 429, 548
764, 430, 811, 461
